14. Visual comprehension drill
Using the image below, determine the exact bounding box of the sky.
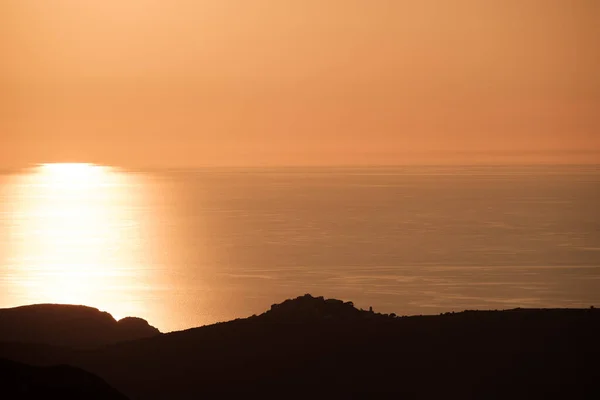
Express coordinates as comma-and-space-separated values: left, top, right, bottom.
1, 0, 599, 167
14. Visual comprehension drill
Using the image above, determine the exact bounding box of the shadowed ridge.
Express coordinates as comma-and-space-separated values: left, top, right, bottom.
0, 358, 128, 399
0, 304, 161, 349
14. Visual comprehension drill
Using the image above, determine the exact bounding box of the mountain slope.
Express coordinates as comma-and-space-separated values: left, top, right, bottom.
0, 358, 128, 399
1, 295, 599, 399
0, 304, 160, 348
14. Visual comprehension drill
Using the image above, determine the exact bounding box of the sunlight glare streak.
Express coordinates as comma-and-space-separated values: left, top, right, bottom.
5, 163, 149, 320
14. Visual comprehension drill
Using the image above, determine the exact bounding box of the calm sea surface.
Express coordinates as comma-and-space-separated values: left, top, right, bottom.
1, 165, 599, 331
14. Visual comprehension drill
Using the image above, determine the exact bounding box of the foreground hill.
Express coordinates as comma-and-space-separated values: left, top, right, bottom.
1, 295, 599, 399
0, 358, 128, 399
0, 304, 160, 348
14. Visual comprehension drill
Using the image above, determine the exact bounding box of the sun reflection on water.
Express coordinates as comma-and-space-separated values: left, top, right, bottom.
1, 163, 150, 320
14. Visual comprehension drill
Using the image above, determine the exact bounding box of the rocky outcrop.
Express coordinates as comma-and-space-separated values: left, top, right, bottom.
262, 294, 395, 322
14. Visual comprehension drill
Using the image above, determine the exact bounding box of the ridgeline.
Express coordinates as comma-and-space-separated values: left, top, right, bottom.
1, 295, 598, 399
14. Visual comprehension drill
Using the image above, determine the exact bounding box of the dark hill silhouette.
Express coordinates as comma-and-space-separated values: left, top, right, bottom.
0, 304, 160, 348
0, 295, 599, 399
0, 358, 128, 399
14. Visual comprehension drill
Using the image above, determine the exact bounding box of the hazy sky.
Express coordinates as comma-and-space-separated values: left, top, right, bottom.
1, 0, 599, 167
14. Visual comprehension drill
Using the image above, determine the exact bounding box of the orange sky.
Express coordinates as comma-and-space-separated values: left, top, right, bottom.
1, 0, 599, 167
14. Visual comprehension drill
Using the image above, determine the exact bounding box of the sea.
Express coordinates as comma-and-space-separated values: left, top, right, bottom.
1, 164, 599, 331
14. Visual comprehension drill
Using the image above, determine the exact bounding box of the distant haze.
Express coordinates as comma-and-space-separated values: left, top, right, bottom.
1, 0, 599, 167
